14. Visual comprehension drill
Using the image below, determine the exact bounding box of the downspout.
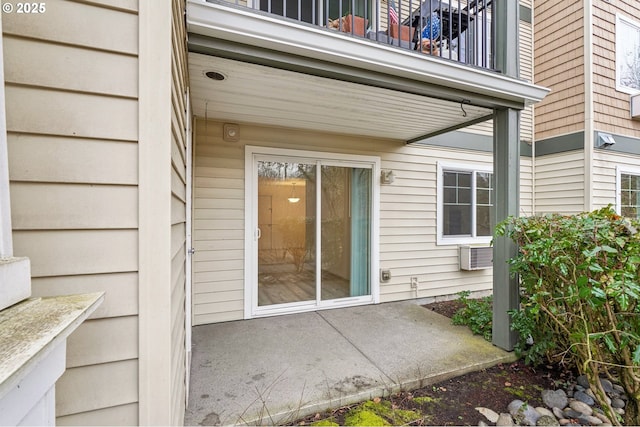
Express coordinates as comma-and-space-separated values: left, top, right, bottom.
584, 0, 594, 211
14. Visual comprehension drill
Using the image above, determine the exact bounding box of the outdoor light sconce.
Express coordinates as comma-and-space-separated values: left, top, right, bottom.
381, 169, 395, 184
223, 123, 240, 142
596, 132, 616, 149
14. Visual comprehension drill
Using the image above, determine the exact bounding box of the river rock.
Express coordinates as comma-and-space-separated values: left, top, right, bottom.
508, 400, 525, 415
577, 375, 590, 389
563, 408, 583, 419
476, 407, 500, 423
599, 378, 614, 393
611, 398, 625, 409
542, 389, 569, 410
536, 407, 555, 418
585, 415, 603, 425
508, 400, 541, 426
497, 413, 513, 426
593, 411, 612, 424
552, 407, 565, 419
574, 390, 595, 406
569, 400, 593, 416
536, 415, 559, 426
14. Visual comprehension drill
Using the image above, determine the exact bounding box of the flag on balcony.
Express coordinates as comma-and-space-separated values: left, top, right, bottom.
421, 12, 440, 40
389, 0, 399, 25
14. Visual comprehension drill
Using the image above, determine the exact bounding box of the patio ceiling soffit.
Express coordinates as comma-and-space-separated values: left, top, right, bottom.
186, 0, 550, 111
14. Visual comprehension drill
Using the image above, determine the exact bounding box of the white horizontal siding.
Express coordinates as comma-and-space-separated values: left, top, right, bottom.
3, 1, 141, 423
13, 230, 137, 277
31, 273, 138, 319
520, 157, 534, 216
3, 36, 137, 97
8, 135, 137, 185
592, 151, 640, 210
193, 120, 534, 323
534, 151, 585, 214
6, 86, 138, 141
55, 360, 138, 417
56, 403, 138, 426
10, 183, 137, 229
2, 0, 138, 54
66, 316, 138, 368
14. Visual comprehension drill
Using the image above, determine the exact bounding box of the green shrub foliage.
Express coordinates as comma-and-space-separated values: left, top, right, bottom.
496, 206, 640, 426
451, 291, 493, 342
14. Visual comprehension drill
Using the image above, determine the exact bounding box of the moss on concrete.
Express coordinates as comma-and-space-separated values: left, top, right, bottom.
311, 419, 339, 426
343, 400, 421, 426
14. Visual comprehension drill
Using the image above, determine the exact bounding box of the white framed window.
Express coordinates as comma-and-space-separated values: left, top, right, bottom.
616, 14, 640, 95
616, 165, 640, 218
437, 161, 493, 245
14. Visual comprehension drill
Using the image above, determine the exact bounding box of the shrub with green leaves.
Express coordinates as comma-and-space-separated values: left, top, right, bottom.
496, 206, 640, 426
451, 291, 493, 342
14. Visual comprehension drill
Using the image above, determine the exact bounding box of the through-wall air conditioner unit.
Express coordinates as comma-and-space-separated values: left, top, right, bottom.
459, 246, 493, 271
632, 94, 640, 121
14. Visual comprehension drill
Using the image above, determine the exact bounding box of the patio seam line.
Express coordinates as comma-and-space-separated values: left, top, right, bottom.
315, 311, 396, 385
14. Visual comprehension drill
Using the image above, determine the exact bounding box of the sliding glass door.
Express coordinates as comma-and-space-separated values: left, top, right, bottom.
247, 147, 379, 317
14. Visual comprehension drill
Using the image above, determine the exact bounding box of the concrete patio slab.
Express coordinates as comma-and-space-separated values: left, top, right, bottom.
184, 300, 517, 426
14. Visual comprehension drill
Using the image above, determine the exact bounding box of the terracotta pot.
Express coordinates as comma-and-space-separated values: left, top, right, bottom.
342, 14, 368, 36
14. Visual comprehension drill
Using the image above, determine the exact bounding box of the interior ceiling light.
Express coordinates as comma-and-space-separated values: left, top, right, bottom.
288, 182, 300, 203
205, 71, 225, 81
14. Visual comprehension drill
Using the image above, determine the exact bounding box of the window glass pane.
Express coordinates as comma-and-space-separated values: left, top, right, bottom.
443, 188, 457, 203
442, 170, 472, 236
257, 161, 316, 306
477, 188, 490, 205
617, 16, 640, 92
476, 206, 492, 236
477, 172, 491, 189
443, 171, 457, 187
458, 188, 471, 204
475, 172, 494, 236
320, 166, 371, 300
621, 173, 640, 218
443, 205, 471, 235
457, 172, 471, 188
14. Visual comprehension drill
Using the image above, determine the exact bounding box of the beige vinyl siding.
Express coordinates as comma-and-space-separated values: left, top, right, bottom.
193, 121, 245, 325
170, 0, 189, 424
592, 1, 640, 137
592, 151, 640, 210
3, 1, 139, 424
534, 151, 585, 215
534, 0, 585, 141
193, 119, 534, 322
520, 17, 534, 144
520, 157, 534, 216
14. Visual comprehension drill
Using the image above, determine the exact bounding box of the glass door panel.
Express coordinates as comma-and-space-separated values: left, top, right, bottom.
320, 166, 371, 301
257, 161, 316, 306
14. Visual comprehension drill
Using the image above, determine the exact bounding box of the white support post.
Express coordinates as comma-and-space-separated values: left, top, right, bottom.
0, 6, 31, 312
0, 12, 12, 259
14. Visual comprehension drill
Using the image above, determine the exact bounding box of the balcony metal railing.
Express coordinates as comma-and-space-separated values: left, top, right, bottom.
208, 0, 494, 70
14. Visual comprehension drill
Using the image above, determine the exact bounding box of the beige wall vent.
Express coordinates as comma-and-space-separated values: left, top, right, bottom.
460, 246, 493, 270
632, 94, 640, 121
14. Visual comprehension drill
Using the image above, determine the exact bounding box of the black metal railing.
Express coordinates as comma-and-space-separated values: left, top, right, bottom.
209, 0, 494, 70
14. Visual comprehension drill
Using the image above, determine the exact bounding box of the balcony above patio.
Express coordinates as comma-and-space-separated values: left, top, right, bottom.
186, 0, 548, 141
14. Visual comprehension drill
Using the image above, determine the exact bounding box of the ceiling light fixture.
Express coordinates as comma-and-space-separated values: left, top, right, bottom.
205, 71, 226, 81
288, 183, 300, 203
